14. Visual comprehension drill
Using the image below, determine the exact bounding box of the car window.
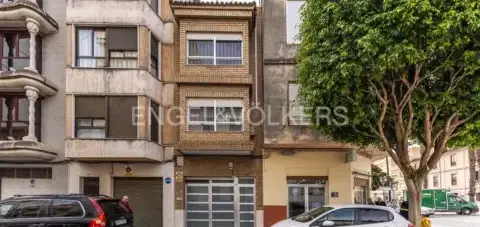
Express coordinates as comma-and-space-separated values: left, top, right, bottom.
314, 208, 355, 226
0, 202, 17, 218
51, 199, 84, 217
358, 208, 393, 224
10, 200, 49, 218
293, 206, 334, 223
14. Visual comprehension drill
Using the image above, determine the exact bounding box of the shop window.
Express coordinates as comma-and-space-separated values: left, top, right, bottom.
76, 27, 138, 68
186, 33, 242, 65
75, 96, 137, 139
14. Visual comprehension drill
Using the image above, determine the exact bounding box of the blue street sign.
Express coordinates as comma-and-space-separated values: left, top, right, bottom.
165, 177, 172, 184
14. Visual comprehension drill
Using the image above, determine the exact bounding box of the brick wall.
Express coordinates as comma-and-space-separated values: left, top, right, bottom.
175, 19, 252, 84
177, 85, 252, 150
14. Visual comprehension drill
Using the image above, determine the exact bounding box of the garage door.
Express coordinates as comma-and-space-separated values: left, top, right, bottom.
0, 168, 53, 200
114, 178, 163, 227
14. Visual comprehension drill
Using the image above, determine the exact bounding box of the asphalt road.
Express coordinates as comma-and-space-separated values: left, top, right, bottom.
430, 213, 480, 227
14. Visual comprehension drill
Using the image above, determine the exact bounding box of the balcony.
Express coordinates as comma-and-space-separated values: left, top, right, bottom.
0, 0, 58, 35
65, 139, 172, 162
0, 95, 56, 162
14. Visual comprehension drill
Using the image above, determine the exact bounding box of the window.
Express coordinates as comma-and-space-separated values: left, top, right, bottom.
82, 177, 100, 195
318, 208, 355, 226
288, 83, 310, 125
0, 33, 34, 71
150, 0, 159, 14
51, 199, 84, 217
357, 208, 393, 224
186, 33, 242, 65
149, 101, 159, 143
0, 168, 52, 179
185, 178, 254, 227
476, 171, 479, 181
1, 96, 41, 141
0, 201, 15, 218
286, 0, 305, 44
10, 200, 49, 218
150, 35, 159, 78
76, 28, 138, 68
187, 99, 243, 132
433, 176, 439, 187
75, 96, 138, 139
450, 154, 457, 166
451, 173, 457, 186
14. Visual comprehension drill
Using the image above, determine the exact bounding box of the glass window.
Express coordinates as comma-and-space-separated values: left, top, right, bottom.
150, 101, 160, 143
451, 173, 457, 186
286, 0, 305, 44
187, 99, 243, 132
450, 154, 457, 166
51, 199, 84, 217
288, 83, 310, 125
323, 208, 355, 226
150, 35, 159, 78
0, 33, 30, 71
76, 118, 106, 139
292, 206, 333, 223
77, 28, 138, 69
10, 200, 49, 218
0, 201, 16, 218
186, 33, 242, 65
1, 96, 41, 141
433, 176, 439, 187
358, 208, 393, 224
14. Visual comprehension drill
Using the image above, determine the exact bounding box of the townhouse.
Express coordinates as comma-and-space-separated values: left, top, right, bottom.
169, 0, 262, 226
262, 0, 381, 226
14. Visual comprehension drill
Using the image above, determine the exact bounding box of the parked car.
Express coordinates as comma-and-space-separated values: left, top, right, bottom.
272, 204, 412, 227
405, 189, 479, 215
0, 194, 133, 227
421, 206, 435, 217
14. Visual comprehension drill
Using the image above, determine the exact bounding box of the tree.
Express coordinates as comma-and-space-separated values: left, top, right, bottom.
297, 0, 480, 225
371, 164, 396, 191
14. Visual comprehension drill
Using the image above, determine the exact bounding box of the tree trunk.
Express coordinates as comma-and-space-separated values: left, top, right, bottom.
468, 148, 476, 202
405, 177, 423, 227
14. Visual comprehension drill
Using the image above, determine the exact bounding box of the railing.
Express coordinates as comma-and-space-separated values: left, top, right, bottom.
0, 0, 38, 5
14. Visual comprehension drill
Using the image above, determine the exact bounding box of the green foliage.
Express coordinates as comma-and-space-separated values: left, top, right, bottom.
297, 0, 480, 148
371, 164, 396, 191
449, 121, 480, 148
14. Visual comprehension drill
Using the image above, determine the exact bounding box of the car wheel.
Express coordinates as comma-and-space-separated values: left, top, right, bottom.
462, 208, 472, 215
457, 211, 462, 215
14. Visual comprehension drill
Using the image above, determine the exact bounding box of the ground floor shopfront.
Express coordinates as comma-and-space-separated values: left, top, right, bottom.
262, 151, 371, 227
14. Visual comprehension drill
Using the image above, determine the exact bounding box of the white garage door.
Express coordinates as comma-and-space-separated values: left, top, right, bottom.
186, 178, 255, 227
0, 168, 53, 200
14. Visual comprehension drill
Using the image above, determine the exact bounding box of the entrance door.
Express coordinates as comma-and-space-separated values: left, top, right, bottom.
287, 184, 326, 217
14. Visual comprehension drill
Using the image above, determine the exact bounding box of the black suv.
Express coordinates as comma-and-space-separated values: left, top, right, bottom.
0, 194, 133, 227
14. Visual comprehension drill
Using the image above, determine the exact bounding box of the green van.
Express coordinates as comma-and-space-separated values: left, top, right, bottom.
408, 189, 479, 215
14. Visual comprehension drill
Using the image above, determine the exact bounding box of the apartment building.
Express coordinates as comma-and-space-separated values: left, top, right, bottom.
0, 0, 68, 198
373, 147, 480, 203
170, 0, 262, 226
64, 0, 176, 226
262, 0, 379, 226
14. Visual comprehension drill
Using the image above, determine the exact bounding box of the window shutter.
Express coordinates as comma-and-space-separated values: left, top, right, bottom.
107, 96, 138, 138
75, 97, 106, 118
108, 28, 138, 51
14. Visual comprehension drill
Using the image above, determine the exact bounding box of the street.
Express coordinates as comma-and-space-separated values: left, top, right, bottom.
430, 213, 480, 227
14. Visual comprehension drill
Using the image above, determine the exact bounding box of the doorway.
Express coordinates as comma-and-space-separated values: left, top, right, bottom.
287, 177, 327, 217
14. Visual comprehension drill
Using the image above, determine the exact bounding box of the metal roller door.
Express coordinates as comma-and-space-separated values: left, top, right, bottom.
114, 178, 163, 227
186, 178, 255, 227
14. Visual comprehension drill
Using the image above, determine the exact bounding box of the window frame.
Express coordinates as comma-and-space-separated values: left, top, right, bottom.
186, 33, 243, 66
1, 95, 42, 141
313, 208, 355, 227
451, 173, 457, 186
75, 117, 106, 139
150, 35, 159, 78
450, 154, 457, 166
149, 100, 160, 143
0, 32, 32, 71
433, 176, 439, 187
186, 99, 244, 132
285, 0, 306, 44
74, 96, 139, 139
75, 27, 139, 69
355, 208, 394, 225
